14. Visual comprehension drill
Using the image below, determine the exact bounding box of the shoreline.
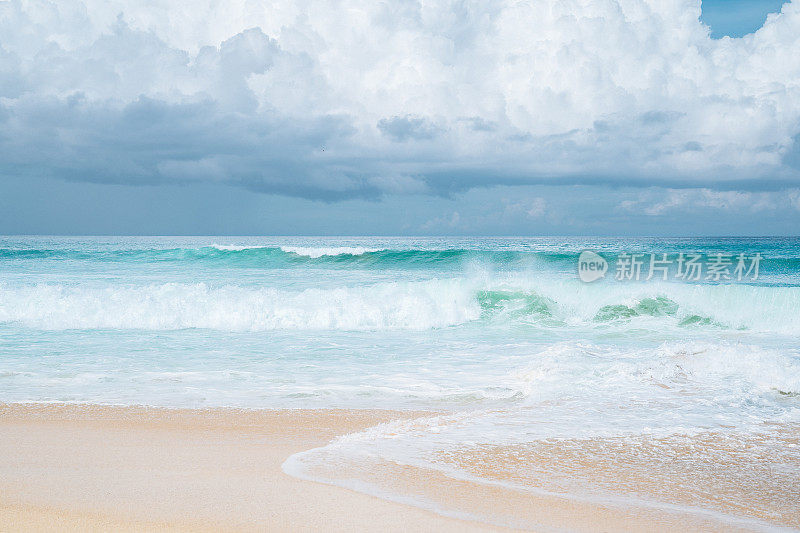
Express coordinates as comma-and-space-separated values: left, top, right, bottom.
1, 403, 795, 532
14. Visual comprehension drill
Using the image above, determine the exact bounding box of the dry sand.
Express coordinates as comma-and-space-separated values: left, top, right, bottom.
0, 403, 497, 532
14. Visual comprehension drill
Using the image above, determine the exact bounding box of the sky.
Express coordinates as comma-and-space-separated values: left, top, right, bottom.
0, 0, 798, 236
701, 0, 788, 37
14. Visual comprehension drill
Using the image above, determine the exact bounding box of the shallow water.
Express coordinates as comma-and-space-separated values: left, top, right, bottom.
2, 236, 799, 528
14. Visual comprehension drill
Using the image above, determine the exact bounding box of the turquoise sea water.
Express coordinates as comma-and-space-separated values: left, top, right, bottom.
2, 236, 799, 526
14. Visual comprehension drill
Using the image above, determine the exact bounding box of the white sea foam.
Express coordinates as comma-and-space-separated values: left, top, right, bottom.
279, 246, 383, 258
1, 276, 799, 334
209, 244, 271, 251
0, 280, 480, 331
282, 338, 800, 529
485, 275, 800, 335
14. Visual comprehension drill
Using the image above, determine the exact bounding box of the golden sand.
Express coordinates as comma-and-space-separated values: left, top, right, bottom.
1, 403, 796, 531
0, 403, 492, 532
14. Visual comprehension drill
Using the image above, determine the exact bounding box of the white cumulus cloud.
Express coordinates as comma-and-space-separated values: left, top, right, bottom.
1, 0, 799, 199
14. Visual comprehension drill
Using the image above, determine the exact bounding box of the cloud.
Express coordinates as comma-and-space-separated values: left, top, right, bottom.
421, 210, 462, 232
377, 115, 440, 142
618, 187, 800, 215
1, 0, 800, 202
790, 189, 800, 210
503, 197, 548, 218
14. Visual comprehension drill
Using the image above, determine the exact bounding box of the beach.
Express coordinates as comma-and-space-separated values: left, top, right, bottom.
1, 236, 799, 531
3, 403, 797, 532
0, 403, 488, 532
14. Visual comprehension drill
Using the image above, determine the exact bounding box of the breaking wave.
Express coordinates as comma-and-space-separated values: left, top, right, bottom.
1, 278, 798, 333
3, 245, 800, 282
0, 280, 480, 331
0, 245, 580, 268
277, 246, 385, 257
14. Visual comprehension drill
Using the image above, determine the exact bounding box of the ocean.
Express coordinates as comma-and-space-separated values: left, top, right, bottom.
2, 236, 799, 527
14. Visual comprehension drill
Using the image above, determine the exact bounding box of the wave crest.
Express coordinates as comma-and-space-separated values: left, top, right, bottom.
1, 279, 798, 333
0, 281, 480, 331
278, 246, 384, 258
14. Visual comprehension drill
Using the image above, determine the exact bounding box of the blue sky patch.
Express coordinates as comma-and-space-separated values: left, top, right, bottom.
701, 0, 787, 38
